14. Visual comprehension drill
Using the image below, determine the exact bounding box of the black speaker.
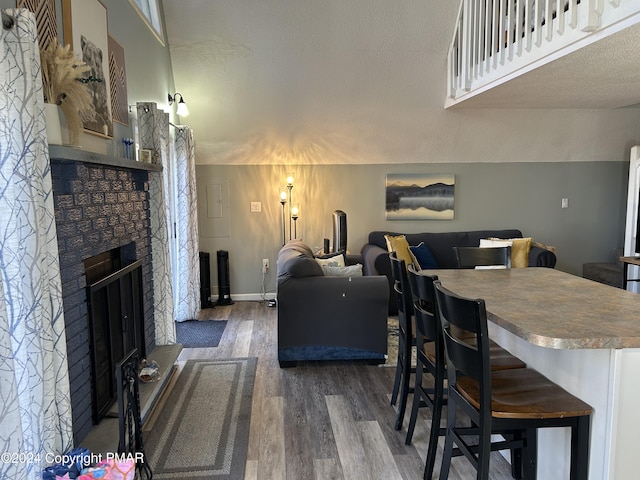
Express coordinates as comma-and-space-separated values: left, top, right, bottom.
216, 250, 234, 305
332, 210, 347, 253
199, 252, 214, 309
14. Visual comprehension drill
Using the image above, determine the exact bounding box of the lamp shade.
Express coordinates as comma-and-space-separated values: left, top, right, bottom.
176, 98, 189, 116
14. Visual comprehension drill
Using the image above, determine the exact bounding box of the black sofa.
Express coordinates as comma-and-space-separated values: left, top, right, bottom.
361, 229, 557, 314
276, 240, 389, 367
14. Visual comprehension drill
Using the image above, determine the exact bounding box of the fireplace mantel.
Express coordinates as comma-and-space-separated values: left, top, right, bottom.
49, 145, 162, 172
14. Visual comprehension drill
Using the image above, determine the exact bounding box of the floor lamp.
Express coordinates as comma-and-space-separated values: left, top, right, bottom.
291, 204, 299, 239
286, 174, 294, 240
279, 188, 287, 246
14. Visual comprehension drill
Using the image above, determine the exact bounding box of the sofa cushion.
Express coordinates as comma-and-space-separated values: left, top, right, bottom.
316, 253, 345, 267
384, 234, 414, 267
321, 264, 363, 276
409, 242, 439, 270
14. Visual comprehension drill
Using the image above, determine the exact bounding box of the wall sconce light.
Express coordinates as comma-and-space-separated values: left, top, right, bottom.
168, 92, 189, 116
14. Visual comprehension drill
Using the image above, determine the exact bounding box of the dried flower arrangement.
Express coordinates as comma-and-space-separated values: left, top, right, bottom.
40, 38, 98, 145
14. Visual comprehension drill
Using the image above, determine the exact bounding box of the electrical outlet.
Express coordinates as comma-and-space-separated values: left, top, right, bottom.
262, 258, 269, 273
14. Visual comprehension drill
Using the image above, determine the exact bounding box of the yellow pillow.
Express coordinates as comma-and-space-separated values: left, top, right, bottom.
384, 234, 414, 268
484, 237, 532, 268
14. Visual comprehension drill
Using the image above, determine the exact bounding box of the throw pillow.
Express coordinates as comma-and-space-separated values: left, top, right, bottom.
321, 264, 363, 277
409, 242, 439, 270
481, 237, 532, 268
316, 254, 346, 268
384, 234, 414, 267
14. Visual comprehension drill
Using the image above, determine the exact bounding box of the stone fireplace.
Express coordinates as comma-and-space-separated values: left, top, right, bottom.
49, 146, 160, 443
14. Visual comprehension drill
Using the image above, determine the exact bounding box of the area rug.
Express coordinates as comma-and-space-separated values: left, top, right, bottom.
385, 316, 400, 367
145, 357, 256, 479
175, 320, 227, 348
384, 316, 416, 368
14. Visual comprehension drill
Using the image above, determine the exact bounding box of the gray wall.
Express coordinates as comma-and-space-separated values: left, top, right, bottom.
197, 161, 628, 299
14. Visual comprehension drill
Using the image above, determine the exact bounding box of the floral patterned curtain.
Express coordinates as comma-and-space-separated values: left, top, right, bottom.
0, 9, 73, 478
138, 102, 176, 343
173, 127, 200, 322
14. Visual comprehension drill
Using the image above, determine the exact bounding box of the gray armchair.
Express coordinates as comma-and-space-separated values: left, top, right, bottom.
276, 240, 389, 367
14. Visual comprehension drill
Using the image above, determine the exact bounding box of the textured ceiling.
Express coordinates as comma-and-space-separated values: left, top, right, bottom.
161, 0, 640, 163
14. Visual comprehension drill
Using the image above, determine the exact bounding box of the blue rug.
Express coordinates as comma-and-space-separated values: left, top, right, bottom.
176, 320, 227, 348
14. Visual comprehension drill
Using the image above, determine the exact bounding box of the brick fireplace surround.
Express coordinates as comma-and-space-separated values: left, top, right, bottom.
49, 146, 161, 443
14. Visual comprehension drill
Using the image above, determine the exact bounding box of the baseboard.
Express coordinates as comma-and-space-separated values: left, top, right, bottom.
215, 293, 275, 302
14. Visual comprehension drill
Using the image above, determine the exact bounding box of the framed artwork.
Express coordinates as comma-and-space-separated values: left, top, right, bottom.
385, 174, 455, 220
108, 34, 128, 125
17, 0, 57, 50
62, 0, 113, 138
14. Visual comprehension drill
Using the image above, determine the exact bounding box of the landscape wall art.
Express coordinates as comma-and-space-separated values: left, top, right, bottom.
385, 174, 455, 220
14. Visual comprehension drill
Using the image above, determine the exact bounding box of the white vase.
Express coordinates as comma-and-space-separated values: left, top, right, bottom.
44, 103, 63, 145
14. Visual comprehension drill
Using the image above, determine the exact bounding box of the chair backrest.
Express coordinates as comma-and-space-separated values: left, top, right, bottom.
389, 251, 413, 319
406, 263, 440, 345
433, 280, 492, 391
453, 246, 512, 269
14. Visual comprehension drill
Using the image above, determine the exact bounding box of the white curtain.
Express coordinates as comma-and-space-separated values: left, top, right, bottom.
0, 9, 73, 478
173, 127, 200, 322
138, 103, 176, 344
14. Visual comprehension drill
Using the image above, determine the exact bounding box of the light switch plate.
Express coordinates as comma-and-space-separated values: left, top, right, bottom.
250, 201, 262, 212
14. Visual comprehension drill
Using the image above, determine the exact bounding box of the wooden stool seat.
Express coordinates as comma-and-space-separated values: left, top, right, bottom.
422, 340, 525, 371
488, 340, 526, 370
458, 368, 593, 420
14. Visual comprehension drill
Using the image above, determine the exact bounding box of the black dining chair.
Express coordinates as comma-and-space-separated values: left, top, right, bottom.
404, 265, 445, 479
453, 246, 512, 269
434, 281, 593, 480
389, 251, 415, 431
405, 265, 526, 480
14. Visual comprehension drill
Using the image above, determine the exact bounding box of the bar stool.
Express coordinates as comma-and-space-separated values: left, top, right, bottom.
405, 265, 527, 480
389, 251, 415, 431
434, 281, 593, 480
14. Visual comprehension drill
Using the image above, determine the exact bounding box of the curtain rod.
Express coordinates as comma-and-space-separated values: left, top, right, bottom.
2, 10, 15, 30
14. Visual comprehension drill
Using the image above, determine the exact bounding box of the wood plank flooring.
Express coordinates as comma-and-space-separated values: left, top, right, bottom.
179, 301, 516, 480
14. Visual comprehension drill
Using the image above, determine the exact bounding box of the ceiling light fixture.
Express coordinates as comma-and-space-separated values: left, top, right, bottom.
168, 92, 189, 117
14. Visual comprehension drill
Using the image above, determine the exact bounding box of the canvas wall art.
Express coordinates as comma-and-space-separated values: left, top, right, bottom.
17, 0, 57, 50
385, 174, 455, 220
62, 0, 113, 138
108, 34, 128, 125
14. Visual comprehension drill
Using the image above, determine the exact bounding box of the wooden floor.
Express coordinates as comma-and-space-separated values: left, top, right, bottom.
178, 301, 515, 480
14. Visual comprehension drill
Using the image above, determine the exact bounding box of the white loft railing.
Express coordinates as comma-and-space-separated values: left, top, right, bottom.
446, 0, 640, 107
